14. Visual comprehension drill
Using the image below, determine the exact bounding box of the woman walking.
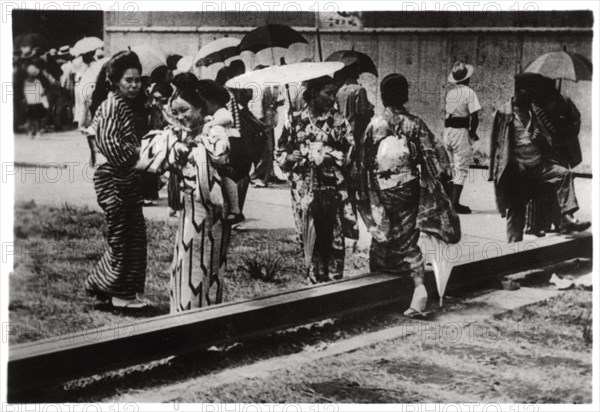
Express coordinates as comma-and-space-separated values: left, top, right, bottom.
85, 51, 148, 309
357, 74, 460, 317
277, 76, 357, 284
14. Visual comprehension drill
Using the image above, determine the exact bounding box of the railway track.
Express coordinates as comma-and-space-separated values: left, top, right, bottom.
7, 231, 593, 402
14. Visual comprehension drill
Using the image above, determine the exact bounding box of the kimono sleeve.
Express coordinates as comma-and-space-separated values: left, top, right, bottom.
355, 87, 374, 118
276, 115, 299, 171
333, 116, 355, 167
95, 113, 139, 170
488, 110, 503, 182
416, 118, 449, 179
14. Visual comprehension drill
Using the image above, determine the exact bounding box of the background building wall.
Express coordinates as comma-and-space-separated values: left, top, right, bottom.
105, 11, 593, 171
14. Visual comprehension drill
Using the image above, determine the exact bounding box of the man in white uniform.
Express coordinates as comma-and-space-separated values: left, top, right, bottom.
443, 61, 481, 214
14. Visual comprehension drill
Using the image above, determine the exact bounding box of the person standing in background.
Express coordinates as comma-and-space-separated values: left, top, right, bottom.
335, 60, 375, 206
488, 72, 590, 242
76, 49, 105, 166
335, 60, 374, 144
250, 64, 285, 188
442, 61, 481, 214
22, 62, 50, 138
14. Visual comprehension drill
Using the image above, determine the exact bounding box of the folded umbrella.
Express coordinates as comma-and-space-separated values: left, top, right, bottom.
130, 44, 167, 77
420, 233, 452, 306
194, 37, 241, 68
239, 24, 308, 54
325, 49, 378, 76
301, 168, 316, 274
71, 37, 103, 57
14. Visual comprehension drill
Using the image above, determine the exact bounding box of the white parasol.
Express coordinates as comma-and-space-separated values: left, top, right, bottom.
194, 37, 241, 68
71, 37, 103, 57
130, 45, 167, 77
174, 55, 194, 75
225, 61, 344, 90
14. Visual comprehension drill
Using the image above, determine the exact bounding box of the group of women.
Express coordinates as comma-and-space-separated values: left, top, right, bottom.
85, 50, 459, 317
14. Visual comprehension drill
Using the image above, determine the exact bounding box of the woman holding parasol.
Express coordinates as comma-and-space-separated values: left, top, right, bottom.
276, 75, 358, 284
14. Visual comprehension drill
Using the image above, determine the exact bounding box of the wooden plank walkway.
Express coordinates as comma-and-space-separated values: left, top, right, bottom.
7, 231, 593, 402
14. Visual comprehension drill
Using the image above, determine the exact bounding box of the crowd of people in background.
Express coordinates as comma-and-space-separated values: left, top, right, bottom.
14, 37, 591, 316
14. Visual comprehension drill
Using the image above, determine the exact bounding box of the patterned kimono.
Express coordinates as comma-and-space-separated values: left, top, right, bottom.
86, 92, 147, 300
277, 107, 357, 283
358, 106, 460, 278
167, 125, 232, 313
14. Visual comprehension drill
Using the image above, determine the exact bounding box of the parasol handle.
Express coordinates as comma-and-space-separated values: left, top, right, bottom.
285, 83, 299, 145
316, 28, 323, 62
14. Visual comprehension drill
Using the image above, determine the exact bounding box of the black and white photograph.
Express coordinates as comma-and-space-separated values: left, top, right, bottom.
1, 1, 598, 408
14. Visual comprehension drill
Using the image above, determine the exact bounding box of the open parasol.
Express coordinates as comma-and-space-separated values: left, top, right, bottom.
130, 45, 167, 77
524, 49, 592, 82
225, 61, 344, 90
194, 37, 241, 68
325, 49, 378, 76
238, 24, 308, 54
226, 62, 344, 124
175, 55, 194, 75
71, 37, 103, 57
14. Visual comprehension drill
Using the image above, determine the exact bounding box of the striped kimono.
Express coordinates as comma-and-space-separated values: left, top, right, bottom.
86, 92, 147, 300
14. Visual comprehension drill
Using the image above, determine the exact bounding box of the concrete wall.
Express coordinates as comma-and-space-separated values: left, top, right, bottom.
104, 11, 593, 171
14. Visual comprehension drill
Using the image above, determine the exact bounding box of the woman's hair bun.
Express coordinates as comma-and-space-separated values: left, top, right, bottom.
172, 72, 199, 91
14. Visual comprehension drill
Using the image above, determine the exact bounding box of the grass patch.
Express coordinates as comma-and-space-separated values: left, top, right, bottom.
9, 202, 368, 344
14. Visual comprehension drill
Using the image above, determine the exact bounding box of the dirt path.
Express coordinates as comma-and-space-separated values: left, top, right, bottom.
117, 286, 591, 403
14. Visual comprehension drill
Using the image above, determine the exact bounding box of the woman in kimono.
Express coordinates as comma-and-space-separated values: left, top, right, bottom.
156, 73, 233, 312
277, 76, 357, 284
357, 74, 460, 317
85, 51, 149, 309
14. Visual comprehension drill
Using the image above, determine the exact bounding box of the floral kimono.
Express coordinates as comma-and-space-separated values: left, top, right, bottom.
357, 106, 460, 278
277, 107, 357, 283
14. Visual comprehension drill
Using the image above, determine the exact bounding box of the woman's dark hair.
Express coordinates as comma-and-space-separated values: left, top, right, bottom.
81, 50, 96, 65
171, 73, 230, 112
166, 54, 182, 71
302, 75, 334, 104
150, 65, 169, 84
215, 66, 230, 86
106, 50, 142, 86
151, 81, 174, 99
228, 59, 246, 77
171, 72, 207, 113
514, 72, 557, 101
90, 62, 109, 117
380, 73, 409, 108
90, 51, 143, 117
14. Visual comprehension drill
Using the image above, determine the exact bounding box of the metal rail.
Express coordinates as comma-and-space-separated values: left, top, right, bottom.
469, 164, 593, 179
7, 232, 593, 402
